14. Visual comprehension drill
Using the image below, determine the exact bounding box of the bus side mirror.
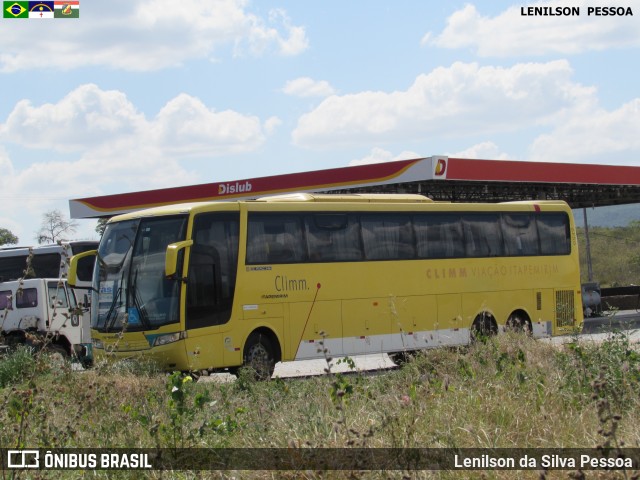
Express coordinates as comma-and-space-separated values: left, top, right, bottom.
165, 240, 193, 278
68, 250, 97, 287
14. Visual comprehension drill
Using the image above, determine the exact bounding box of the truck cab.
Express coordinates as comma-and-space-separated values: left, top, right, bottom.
0, 278, 92, 365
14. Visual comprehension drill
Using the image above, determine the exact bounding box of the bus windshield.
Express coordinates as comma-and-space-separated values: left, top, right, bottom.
92, 215, 187, 332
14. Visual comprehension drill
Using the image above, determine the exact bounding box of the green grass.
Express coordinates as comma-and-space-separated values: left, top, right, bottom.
1, 332, 639, 478
577, 222, 640, 286
0, 345, 36, 388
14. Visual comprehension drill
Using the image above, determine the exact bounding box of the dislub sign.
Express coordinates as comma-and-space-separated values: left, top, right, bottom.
218, 181, 253, 195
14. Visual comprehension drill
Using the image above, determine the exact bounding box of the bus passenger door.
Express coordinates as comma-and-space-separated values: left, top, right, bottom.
184, 212, 239, 370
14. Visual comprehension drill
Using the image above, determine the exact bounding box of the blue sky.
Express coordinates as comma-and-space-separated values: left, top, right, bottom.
0, 0, 638, 242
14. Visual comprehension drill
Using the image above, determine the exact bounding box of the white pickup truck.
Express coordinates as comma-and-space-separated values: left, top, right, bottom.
0, 278, 92, 365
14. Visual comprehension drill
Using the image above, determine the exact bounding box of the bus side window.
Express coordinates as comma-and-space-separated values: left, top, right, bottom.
502, 213, 539, 256
304, 214, 362, 262
246, 223, 268, 264
361, 213, 415, 260
247, 214, 305, 264
415, 214, 464, 258
462, 214, 503, 257
30, 253, 61, 278
537, 213, 570, 255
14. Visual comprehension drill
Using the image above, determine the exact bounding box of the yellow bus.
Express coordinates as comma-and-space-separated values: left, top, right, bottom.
70, 193, 582, 378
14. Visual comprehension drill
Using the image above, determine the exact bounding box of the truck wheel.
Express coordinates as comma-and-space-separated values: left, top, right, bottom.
80, 357, 94, 369
46, 344, 68, 364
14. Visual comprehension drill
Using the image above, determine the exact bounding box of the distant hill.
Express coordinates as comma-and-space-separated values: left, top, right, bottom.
572, 203, 640, 228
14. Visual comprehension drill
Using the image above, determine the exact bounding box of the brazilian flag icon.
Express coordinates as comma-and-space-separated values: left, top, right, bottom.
4, 1, 28, 17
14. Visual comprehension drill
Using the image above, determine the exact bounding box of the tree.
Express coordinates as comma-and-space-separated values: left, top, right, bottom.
35, 209, 78, 244
0, 227, 18, 246
95, 217, 110, 237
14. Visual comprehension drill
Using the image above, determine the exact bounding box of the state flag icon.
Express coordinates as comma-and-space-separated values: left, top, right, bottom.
54, 0, 78, 18
28, 1, 54, 18
3, 1, 28, 17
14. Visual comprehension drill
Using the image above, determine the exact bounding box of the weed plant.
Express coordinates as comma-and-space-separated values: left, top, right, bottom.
0, 332, 638, 479
0, 345, 36, 388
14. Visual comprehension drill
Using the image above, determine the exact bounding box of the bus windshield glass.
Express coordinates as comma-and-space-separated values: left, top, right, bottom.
92, 215, 187, 332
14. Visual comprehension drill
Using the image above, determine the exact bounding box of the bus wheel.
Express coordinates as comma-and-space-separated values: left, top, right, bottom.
243, 332, 276, 381
506, 311, 532, 334
389, 351, 416, 366
471, 313, 498, 342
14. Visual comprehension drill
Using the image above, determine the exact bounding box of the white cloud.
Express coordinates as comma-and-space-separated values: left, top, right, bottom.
0, 0, 308, 72
0, 148, 198, 242
1, 84, 271, 157
0, 146, 14, 177
239, 8, 308, 57
152, 94, 266, 156
292, 60, 595, 148
449, 142, 511, 160
348, 144, 510, 167
349, 148, 421, 166
1, 85, 146, 152
530, 98, 640, 163
0, 84, 277, 240
282, 77, 336, 98
0, 126, 206, 238
264, 116, 282, 135
426, 1, 640, 57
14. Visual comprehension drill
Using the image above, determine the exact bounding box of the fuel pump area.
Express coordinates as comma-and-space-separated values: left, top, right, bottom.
583, 285, 640, 332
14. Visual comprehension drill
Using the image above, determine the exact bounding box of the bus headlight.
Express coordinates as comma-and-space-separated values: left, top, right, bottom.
93, 338, 104, 349
151, 331, 186, 347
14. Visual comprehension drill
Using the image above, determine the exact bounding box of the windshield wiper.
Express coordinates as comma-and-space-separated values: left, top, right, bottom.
130, 269, 151, 329
104, 286, 122, 333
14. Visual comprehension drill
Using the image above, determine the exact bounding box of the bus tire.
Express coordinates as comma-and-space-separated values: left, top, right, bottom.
506, 310, 532, 334
471, 312, 498, 342
243, 332, 276, 381
389, 351, 416, 366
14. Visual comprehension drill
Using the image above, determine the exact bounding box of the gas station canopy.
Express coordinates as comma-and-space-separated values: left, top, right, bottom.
69, 156, 640, 219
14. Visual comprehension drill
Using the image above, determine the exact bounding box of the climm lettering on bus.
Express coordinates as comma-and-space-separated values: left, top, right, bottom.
218, 181, 252, 195
426, 267, 468, 280
426, 264, 560, 280
275, 275, 309, 291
